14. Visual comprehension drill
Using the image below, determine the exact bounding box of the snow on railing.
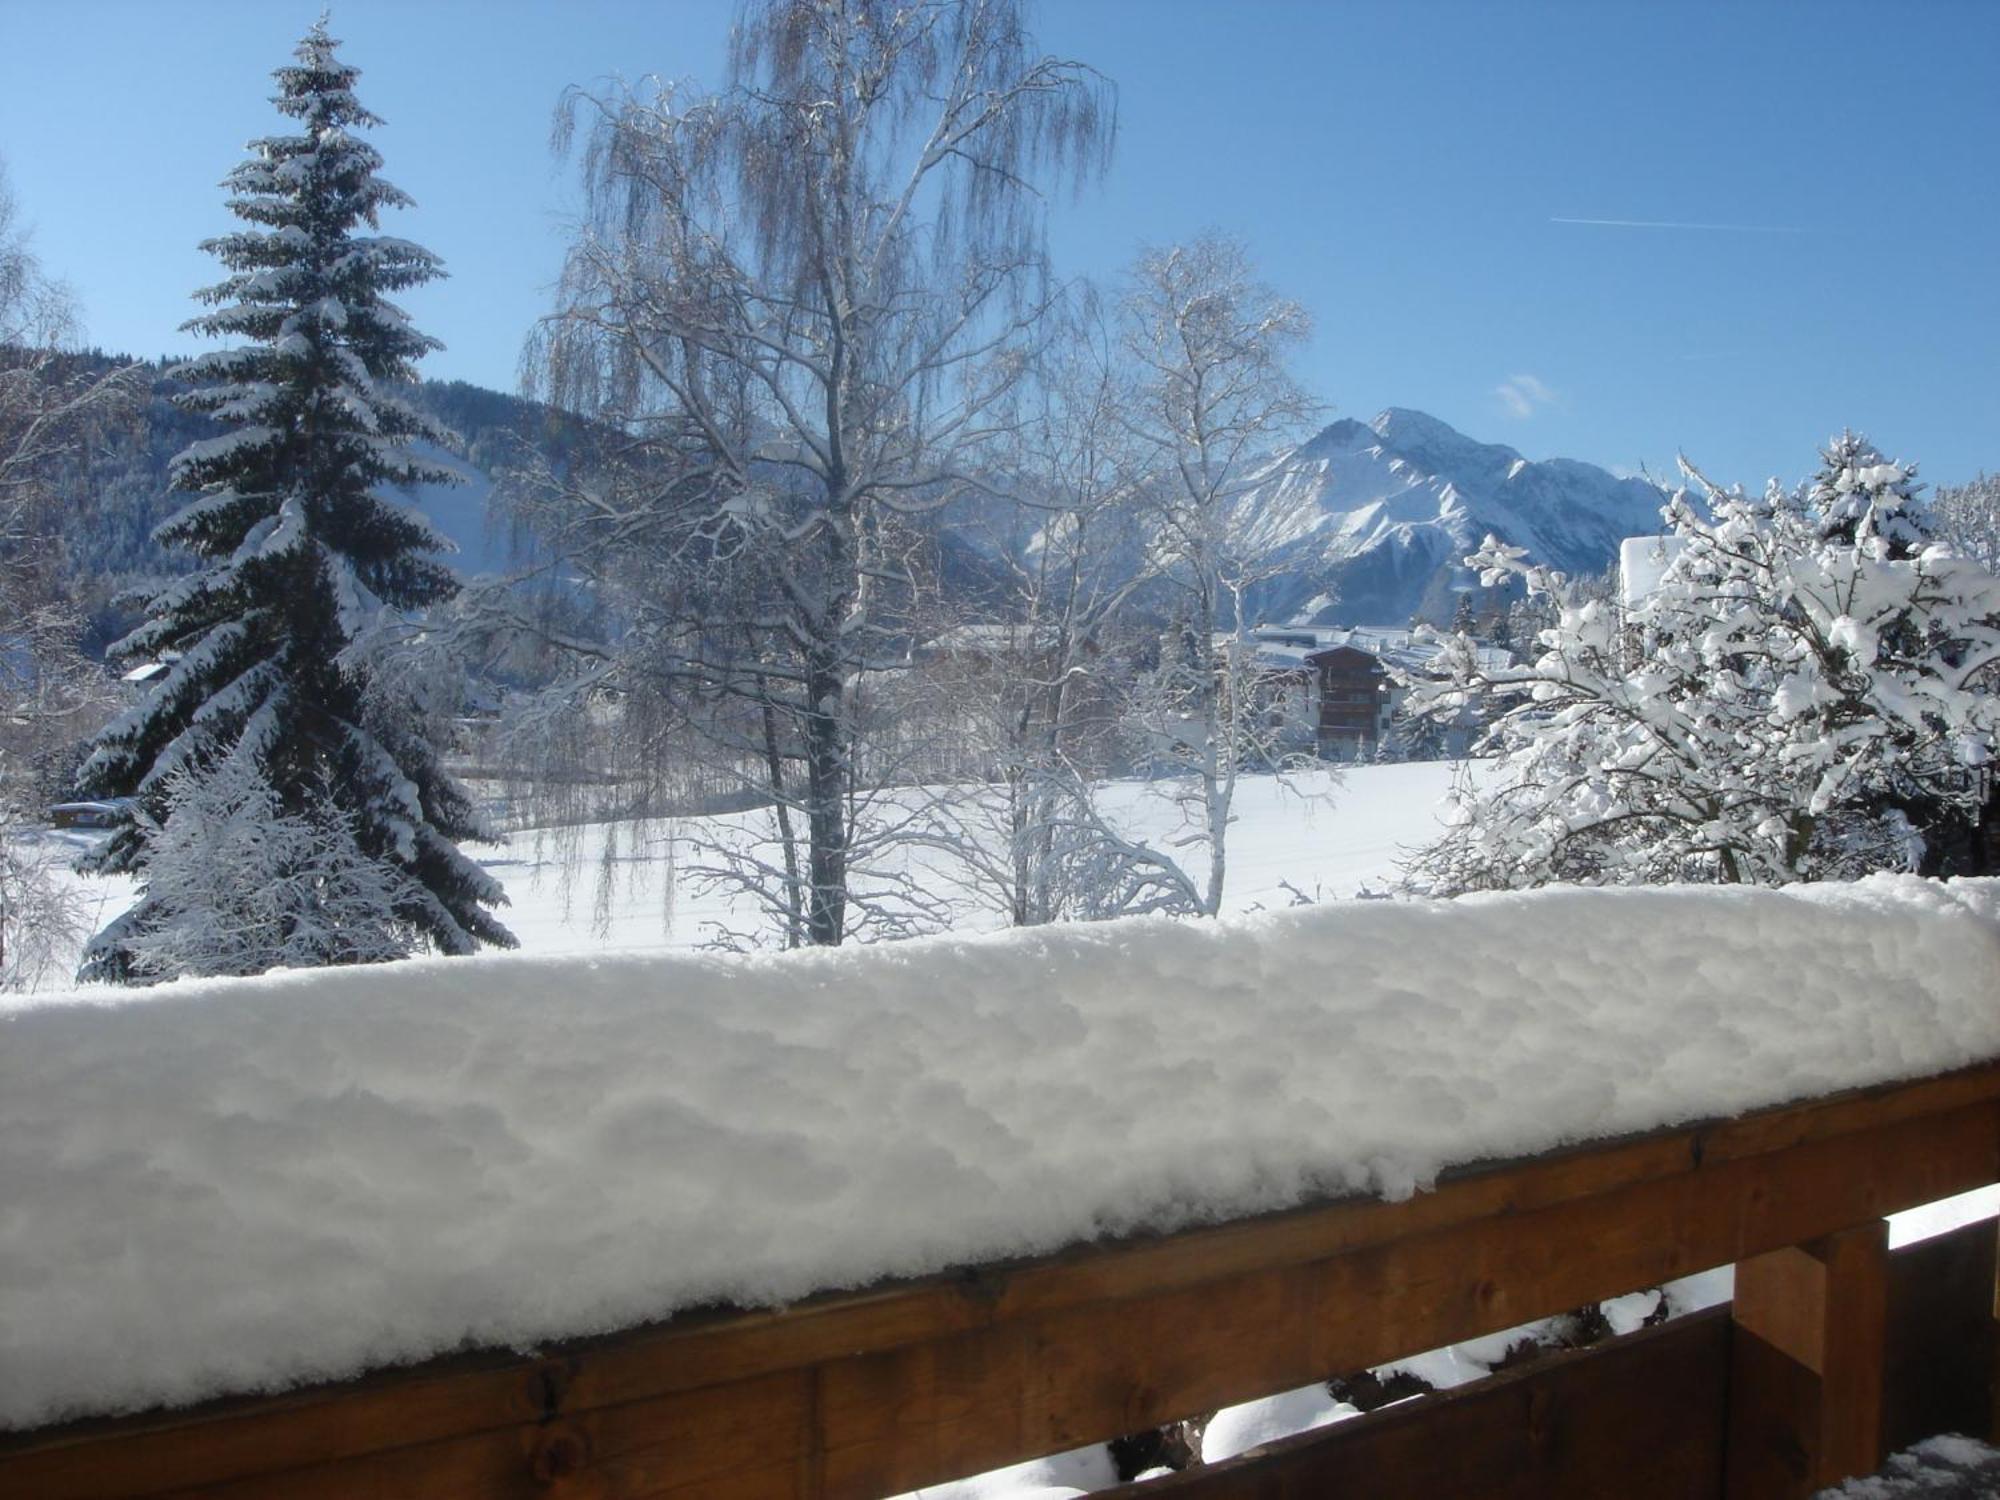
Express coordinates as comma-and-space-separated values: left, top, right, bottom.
4, 875, 2000, 1430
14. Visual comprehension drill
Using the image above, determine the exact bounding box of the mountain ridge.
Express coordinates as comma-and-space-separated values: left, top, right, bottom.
1230, 406, 1671, 624
34, 351, 1668, 636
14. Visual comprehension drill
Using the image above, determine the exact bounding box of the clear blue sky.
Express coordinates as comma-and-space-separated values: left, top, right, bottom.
2, 0, 1994, 488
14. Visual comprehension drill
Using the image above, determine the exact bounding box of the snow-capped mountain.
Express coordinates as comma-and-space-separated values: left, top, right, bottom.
1231, 407, 1670, 624
64, 359, 1667, 635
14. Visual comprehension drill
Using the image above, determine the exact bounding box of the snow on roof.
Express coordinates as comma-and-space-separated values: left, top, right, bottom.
1249, 641, 1316, 672
5, 875, 2000, 1428
1249, 624, 1510, 676
915, 622, 1059, 657
1619, 534, 1689, 608
119, 650, 182, 685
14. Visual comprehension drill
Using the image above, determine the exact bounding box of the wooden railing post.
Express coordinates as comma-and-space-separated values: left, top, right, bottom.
1726, 1220, 1888, 1498
1992, 1217, 2000, 1444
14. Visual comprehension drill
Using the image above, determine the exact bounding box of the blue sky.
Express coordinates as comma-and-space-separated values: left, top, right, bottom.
1, 0, 1994, 488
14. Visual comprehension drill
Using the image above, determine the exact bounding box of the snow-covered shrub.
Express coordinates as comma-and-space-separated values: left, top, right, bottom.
110, 756, 419, 981
1932, 470, 2000, 572
1407, 436, 2000, 891
0, 831, 87, 993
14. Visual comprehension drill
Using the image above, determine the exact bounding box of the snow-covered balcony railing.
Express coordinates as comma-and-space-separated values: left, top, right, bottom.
4, 878, 2000, 1498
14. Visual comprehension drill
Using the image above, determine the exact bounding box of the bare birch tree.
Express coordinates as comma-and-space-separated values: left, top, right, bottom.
1115, 233, 1321, 916
0, 162, 133, 989
903, 293, 1187, 924
518, 0, 1113, 947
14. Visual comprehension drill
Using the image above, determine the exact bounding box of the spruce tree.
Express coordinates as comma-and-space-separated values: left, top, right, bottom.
1810, 430, 1929, 558
77, 20, 513, 979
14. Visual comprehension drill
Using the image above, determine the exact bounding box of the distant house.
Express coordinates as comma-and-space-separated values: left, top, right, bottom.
886, 622, 1120, 783
48, 798, 135, 831
1618, 535, 1688, 609
1247, 623, 1512, 759
119, 653, 180, 695
1306, 643, 1394, 755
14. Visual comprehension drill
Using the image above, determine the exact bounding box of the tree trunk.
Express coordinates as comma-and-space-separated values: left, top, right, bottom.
803, 646, 848, 946
757, 688, 804, 949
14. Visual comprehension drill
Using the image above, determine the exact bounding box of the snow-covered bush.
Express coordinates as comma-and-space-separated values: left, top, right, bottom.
1407, 436, 2000, 891
0, 834, 87, 993
111, 756, 419, 981
1932, 470, 2000, 572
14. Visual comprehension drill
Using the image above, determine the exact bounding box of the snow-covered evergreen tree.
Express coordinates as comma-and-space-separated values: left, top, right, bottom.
1810, 430, 1929, 557
76, 21, 512, 979
1449, 591, 1478, 637
1407, 441, 2000, 891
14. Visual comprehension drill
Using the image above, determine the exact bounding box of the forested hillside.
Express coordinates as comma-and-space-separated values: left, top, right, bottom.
33, 358, 565, 647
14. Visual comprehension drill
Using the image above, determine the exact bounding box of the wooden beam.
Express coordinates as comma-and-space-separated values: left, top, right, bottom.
1084, 1214, 2000, 1499
1141, 1308, 1732, 1500
1727, 1221, 1889, 1498
1992, 1216, 2000, 1447
3, 1064, 1996, 1500
1883, 1215, 1995, 1456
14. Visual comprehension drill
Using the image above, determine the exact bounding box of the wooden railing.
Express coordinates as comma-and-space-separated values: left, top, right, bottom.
6, 1060, 2000, 1499
1148, 1215, 1996, 1498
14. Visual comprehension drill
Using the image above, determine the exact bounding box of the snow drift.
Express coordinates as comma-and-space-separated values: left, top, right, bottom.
6, 875, 2000, 1428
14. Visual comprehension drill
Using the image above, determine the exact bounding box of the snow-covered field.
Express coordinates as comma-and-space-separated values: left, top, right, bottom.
483, 761, 1461, 954
33, 761, 1466, 967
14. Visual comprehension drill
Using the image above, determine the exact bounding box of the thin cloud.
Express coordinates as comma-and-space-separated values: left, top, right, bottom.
1496, 373, 1557, 419
1551, 216, 1807, 234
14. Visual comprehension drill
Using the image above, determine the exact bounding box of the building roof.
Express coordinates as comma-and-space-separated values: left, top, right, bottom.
911, 623, 1066, 660
1248, 623, 1511, 677
1618, 534, 1689, 607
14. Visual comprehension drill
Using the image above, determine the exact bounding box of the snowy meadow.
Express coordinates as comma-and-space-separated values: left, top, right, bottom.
21, 761, 1460, 977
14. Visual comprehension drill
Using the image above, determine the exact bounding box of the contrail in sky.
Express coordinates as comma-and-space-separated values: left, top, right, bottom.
1551, 216, 1808, 234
